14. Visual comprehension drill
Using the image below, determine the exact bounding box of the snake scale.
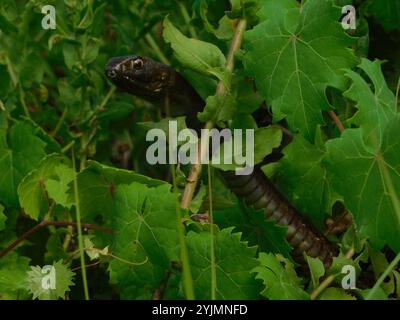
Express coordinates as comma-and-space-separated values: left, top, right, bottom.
105, 55, 338, 268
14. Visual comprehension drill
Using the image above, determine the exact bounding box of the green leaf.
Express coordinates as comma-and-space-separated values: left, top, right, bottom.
0, 13, 17, 34
0, 120, 50, 207
214, 200, 292, 258
361, 287, 388, 300
319, 287, 356, 300
244, 0, 358, 140
108, 183, 179, 299
18, 154, 73, 220
163, 17, 228, 86
0, 203, 6, 231
212, 126, 282, 171
0, 252, 31, 299
256, 0, 299, 22
306, 255, 325, 290
198, 93, 236, 126
68, 161, 165, 220
26, 260, 75, 300
369, 0, 400, 30
253, 252, 309, 300
63, 43, 80, 70
274, 131, 339, 228
227, 0, 259, 26
187, 228, 261, 299
325, 118, 400, 252
19, 52, 45, 88
345, 59, 397, 146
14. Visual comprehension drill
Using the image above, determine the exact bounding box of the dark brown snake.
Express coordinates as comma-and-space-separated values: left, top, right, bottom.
105, 55, 338, 268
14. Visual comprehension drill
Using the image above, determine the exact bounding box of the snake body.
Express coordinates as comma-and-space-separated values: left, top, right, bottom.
105, 55, 338, 267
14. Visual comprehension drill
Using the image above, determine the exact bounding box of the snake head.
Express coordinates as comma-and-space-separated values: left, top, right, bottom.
105, 55, 172, 99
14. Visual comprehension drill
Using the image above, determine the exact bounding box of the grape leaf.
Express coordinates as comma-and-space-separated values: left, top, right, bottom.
214, 200, 292, 259
68, 161, 165, 220
256, 0, 298, 22
274, 130, 339, 228
244, 0, 358, 140
0, 252, 31, 299
18, 154, 73, 220
0, 120, 50, 207
186, 227, 261, 299
26, 260, 75, 300
345, 59, 397, 146
253, 252, 309, 300
108, 183, 179, 299
325, 117, 400, 252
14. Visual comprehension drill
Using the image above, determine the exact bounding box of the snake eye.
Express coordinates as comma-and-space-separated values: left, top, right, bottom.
133, 58, 144, 70
107, 69, 117, 79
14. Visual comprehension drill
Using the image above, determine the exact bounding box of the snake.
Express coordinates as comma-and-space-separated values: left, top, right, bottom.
105, 55, 338, 268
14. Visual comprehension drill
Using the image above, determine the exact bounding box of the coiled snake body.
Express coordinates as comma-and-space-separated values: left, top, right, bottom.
105, 55, 338, 267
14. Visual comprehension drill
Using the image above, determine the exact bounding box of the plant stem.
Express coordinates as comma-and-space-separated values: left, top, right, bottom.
61, 140, 75, 154
396, 75, 400, 110
178, 1, 197, 39
19, 88, 30, 118
180, 18, 247, 209
0, 220, 112, 259
310, 247, 355, 300
72, 148, 90, 300
5, 56, 17, 87
145, 33, 170, 65
88, 86, 116, 127
171, 163, 195, 300
51, 107, 68, 137
328, 110, 345, 133
365, 252, 400, 300
208, 164, 216, 300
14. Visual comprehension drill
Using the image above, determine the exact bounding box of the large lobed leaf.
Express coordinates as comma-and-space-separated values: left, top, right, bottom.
244, 0, 358, 141
186, 228, 261, 299
325, 120, 400, 252
253, 252, 309, 300
108, 183, 180, 299
0, 118, 57, 208
325, 59, 400, 252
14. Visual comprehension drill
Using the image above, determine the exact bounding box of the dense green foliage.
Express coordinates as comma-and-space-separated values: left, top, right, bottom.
0, 0, 399, 300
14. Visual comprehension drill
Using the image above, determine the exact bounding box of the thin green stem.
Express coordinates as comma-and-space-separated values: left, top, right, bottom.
71, 148, 90, 300
19, 88, 30, 118
178, 1, 197, 39
51, 107, 68, 137
89, 86, 116, 125
144, 33, 170, 65
365, 252, 400, 300
310, 247, 355, 300
61, 140, 75, 154
208, 164, 216, 300
396, 75, 400, 110
5, 56, 17, 87
170, 163, 195, 300
180, 19, 247, 209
